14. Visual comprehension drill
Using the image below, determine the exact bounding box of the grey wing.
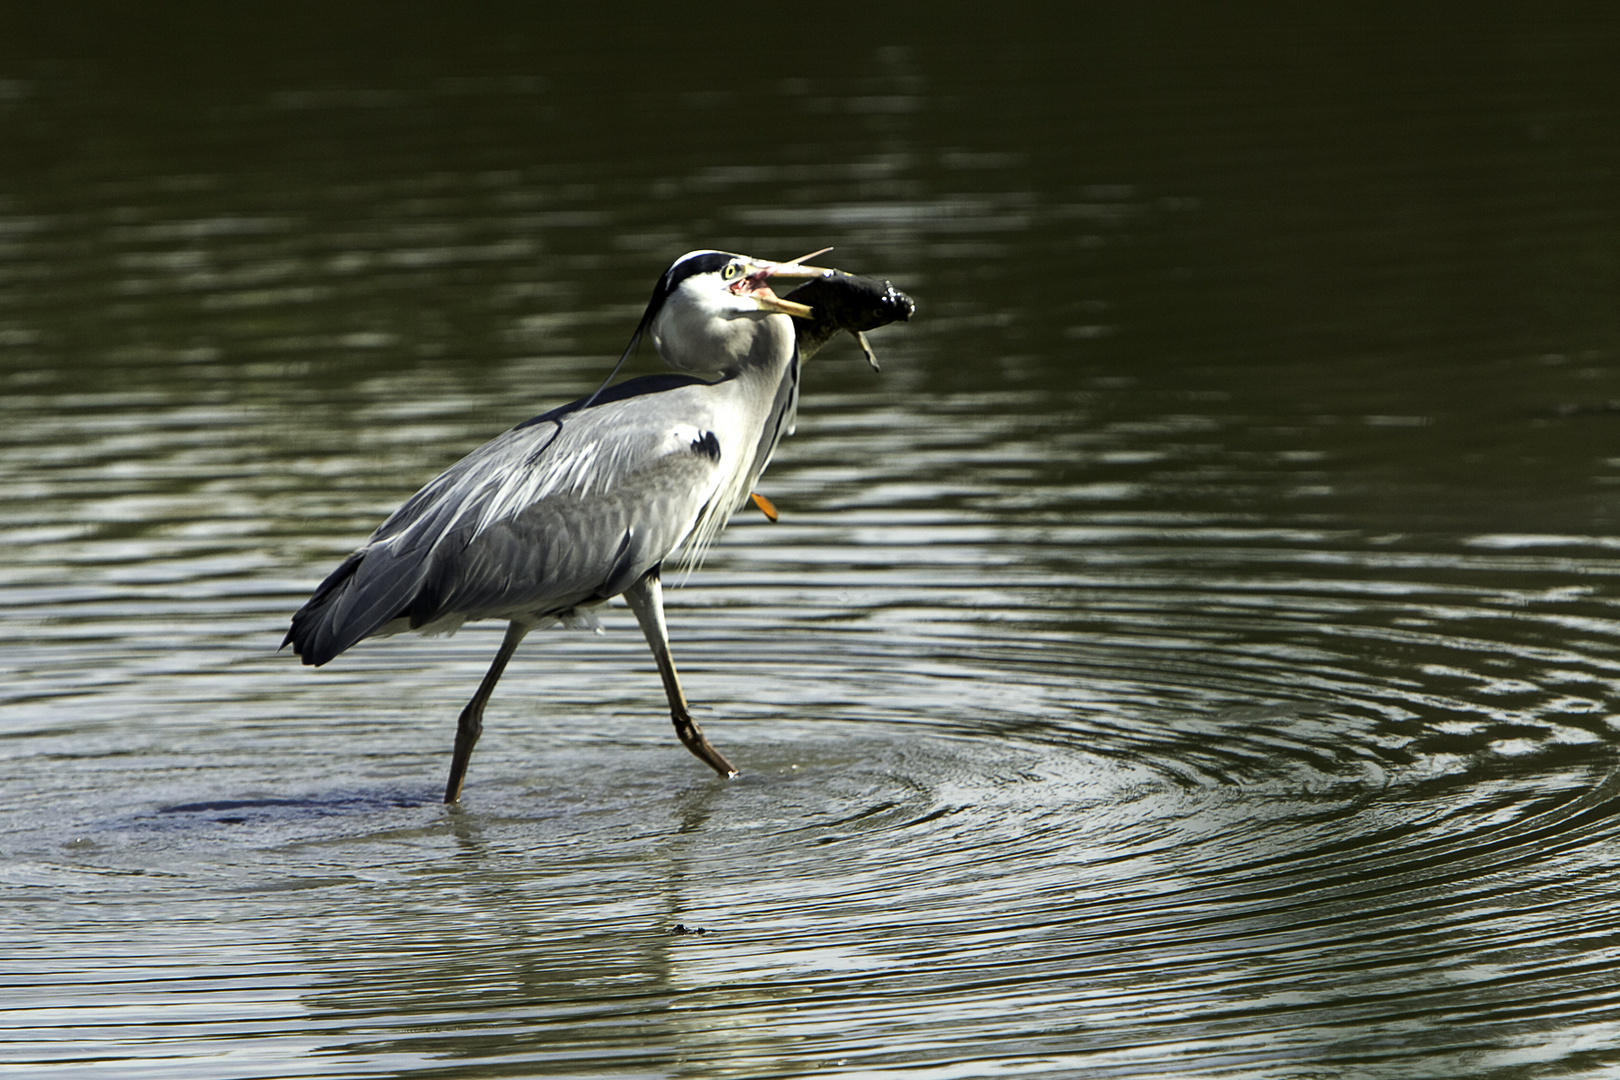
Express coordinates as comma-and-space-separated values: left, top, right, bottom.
407, 445, 719, 622
285, 398, 724, 666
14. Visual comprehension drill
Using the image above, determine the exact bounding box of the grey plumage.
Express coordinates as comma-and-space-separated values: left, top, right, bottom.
286, 373, 770, 664
283, 249, 913, 801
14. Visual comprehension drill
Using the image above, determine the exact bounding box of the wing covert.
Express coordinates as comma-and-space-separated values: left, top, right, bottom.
286, 378, 729, 663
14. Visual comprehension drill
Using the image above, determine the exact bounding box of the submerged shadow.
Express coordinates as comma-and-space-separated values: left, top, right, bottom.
150, 788, 437, 827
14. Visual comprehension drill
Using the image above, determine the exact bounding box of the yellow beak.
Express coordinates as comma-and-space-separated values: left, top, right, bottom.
744, 258, 837, 320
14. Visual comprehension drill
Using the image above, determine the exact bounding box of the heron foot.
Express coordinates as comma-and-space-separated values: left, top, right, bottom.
673, 708, 738, 778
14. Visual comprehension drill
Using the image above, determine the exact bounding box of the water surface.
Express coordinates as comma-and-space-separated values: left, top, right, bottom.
5, 10, 1620, 1079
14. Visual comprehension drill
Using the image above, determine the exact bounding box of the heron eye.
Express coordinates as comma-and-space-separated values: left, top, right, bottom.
721, 263, 741, 281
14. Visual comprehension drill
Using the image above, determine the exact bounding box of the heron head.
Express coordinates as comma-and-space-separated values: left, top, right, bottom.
639, 250, 834, 375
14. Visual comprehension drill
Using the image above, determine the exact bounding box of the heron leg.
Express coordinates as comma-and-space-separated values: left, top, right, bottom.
623, 568, 738, 778
444, 620, 530, 804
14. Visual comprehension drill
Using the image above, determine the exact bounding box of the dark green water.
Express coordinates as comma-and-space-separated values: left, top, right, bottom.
5, 9, 1620, 1078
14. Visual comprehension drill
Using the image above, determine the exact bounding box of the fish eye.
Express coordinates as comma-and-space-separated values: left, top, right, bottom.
721, 263, 742, 281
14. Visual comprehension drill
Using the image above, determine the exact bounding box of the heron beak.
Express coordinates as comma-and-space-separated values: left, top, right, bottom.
751, 291, 815, 319
736, 258, 838, 320
765, 260, 837, 281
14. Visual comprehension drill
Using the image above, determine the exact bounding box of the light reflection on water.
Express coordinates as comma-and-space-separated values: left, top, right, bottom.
7, 11, 1620, 1080
11, 379, 1620, 1078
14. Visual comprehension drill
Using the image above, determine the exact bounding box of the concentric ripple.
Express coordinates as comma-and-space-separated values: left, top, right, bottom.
6, 31, 1620, 1075
9, 389, 1620, 1078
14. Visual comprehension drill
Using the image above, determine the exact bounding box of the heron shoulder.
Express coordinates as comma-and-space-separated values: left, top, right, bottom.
513, 372, 710, 430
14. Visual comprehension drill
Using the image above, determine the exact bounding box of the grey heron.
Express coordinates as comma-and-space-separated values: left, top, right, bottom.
283, 249, 912, 802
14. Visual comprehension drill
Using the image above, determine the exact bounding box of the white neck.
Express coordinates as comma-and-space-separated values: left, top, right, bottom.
652, 295, 798, 378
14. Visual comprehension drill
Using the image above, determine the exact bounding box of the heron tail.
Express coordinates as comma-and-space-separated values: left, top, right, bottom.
282, 550, 372, 666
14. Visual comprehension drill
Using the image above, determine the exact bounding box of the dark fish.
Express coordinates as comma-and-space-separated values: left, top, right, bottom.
784, 272, 916, 369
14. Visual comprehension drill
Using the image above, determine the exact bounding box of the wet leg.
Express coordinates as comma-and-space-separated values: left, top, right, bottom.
444, 620, 530, 803
623, 568, 738, 778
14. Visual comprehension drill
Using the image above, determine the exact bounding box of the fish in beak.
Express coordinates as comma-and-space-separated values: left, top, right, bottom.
731, 251, 837, 319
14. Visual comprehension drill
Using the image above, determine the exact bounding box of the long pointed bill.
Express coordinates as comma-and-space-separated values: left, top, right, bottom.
765, 260, 836, 280
736, 257, 838, 320
752, 290, 814, 318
